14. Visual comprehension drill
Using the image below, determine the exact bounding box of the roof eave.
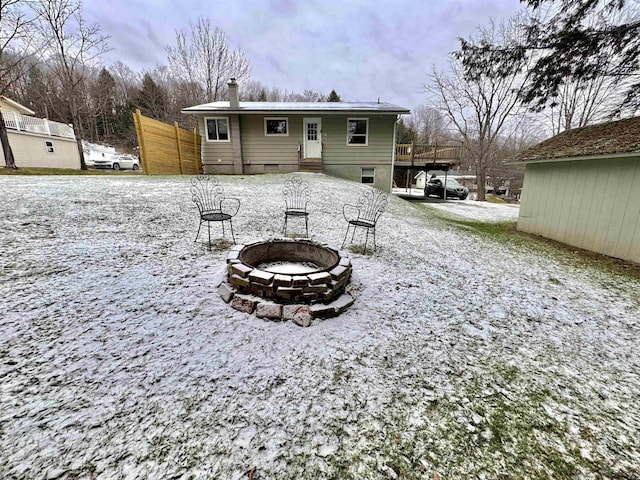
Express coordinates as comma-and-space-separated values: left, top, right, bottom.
507, 150, 640, 165
181, 108, 410, 115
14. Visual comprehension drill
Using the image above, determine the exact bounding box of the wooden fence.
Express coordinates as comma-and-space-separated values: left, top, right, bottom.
133, 109, 201, 175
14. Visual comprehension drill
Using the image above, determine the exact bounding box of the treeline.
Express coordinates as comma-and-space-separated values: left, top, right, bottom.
1, 2, 341, 161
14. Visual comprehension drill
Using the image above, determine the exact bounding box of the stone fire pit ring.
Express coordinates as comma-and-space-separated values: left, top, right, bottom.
218, 240, 354, 326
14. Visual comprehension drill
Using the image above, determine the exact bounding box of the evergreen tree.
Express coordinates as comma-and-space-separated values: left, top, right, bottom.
327, 89, 341, 102
459, 0, 640, 113
135, 74, 168, 121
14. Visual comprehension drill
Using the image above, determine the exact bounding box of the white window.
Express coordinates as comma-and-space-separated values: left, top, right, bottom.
45, 141, 54, 153
205, 117, 230, 142
347, 118, 368, 146
361, 167, 375, 184
264, 117, 288, 136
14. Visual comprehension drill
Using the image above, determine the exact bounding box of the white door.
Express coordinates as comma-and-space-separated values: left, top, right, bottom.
304, 118, 322, 158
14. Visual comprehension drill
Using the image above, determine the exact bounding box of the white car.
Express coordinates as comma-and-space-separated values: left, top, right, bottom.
94, 155, 141, 171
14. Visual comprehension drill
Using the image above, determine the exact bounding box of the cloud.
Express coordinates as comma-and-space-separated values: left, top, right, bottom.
85, 0, 523, 107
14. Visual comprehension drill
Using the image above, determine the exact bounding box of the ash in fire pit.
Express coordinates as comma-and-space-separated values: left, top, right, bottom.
218, 240, 355, 325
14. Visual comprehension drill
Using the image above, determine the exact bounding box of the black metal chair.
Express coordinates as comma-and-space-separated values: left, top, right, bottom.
283, 176, 310, 237
342, 187, 388, 251
190, 175, 240, 249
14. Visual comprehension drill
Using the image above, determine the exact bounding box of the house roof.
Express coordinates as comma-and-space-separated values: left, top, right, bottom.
517, 116, 640, 162
182, 101, 410, 115
0, 96, 35, 116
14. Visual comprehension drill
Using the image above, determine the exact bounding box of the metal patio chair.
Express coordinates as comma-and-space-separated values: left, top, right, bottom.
342, 187, 388, 251
190, 175, 240, 249
283, 176, 310, 237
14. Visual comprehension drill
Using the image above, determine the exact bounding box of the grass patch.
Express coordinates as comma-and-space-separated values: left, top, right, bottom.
0, 167, 142, 175
348, 244, 375, 256
201, 238, 234, 251
439, 217, 640, 283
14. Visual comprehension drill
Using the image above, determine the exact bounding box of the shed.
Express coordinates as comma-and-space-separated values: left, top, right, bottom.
516, 117, 640, 263
182, 79, 410, 193
0, 96, 80, 169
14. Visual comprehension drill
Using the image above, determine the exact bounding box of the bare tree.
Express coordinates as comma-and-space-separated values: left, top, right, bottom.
405, 105, 448, 144
167, 17, 250, 103
427, 18, 531, 201
0, 0, 40, 168
31, 0, 110, 169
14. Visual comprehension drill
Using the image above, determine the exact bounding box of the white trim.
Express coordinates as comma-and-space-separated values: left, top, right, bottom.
361, 167, 375, 184
0, 96, 35, 115
347, 117, 369, 147
264, 117, 289, 136
204, 116, 231, 142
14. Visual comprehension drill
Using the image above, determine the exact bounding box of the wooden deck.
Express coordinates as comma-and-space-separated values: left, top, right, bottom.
395, 143, 462, 168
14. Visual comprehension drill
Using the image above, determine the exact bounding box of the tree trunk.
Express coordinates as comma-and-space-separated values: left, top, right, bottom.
0, 111, 17, 169
476, 167, 487, 201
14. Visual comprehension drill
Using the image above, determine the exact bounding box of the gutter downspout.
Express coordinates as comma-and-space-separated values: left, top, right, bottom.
391, 116, 398, 193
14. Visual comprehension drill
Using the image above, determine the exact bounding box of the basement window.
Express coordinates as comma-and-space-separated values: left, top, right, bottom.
45, 141, 54, 153
361, 167, 375, 184
264, 117, 288, 136
205, 117, 230, 142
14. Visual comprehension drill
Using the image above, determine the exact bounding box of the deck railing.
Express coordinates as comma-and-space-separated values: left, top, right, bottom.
396, 143, 462, 165
2, 109, 76, 140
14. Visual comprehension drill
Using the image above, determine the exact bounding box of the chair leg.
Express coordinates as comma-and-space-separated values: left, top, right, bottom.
222, 220, 226, 238
342, 224, 351, 248
283, 214, 288, 237
207, 222, 211, 251
373, 226, 377, 251
229, 219, 236, 244
351, 224, 357, 243
364, 228, 370, 252
305, 215, 309, 238
195, 220, 202, 242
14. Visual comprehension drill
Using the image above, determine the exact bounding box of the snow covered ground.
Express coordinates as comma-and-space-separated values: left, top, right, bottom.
1, 174, 639, 479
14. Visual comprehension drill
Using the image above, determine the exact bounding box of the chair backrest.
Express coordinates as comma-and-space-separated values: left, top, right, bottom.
283, 176, 310, 212
355, 187, 388, 224
190, 175, 224, 214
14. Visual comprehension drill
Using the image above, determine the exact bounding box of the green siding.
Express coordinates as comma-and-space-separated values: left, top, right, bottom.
197, 113, 396, 191
198, 115, 235, 174
518, 157, 640, 263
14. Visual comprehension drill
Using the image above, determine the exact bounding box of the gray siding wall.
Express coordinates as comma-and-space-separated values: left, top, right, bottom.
199, 115, 236, 175
518, 156, 640, 263
198, 113, 396, 191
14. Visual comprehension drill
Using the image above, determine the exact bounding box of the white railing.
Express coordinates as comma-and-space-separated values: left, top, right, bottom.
1, 109, 76, 140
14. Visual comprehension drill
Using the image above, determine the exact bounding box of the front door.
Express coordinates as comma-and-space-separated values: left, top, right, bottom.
304, 118, 322, 158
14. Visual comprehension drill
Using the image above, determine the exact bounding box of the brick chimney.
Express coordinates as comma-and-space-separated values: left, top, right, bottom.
228, 78, 239, 109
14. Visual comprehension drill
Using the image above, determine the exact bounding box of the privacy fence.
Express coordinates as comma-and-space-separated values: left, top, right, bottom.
133, 109, 201, 175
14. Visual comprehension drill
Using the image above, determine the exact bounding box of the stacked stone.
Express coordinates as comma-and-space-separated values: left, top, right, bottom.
226, 244, 351, 304
218, 242, 355, 325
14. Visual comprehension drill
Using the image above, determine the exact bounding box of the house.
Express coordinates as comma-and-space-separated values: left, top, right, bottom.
182, 79, 410, 192
516, 116, 640, 263
0, 96, 80, 169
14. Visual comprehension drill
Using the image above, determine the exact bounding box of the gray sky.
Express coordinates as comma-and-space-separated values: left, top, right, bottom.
84, 0, 522, 108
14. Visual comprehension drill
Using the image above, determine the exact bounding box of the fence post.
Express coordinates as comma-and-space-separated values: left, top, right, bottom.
174, 121, 184, 174
133, 109, 150, 175
12, 112, 20, 131
44, 119, 51, 136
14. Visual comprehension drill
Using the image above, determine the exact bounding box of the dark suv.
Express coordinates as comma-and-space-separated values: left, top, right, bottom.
425, 177, 469, 200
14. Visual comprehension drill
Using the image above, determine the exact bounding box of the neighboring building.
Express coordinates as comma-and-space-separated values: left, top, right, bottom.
182, 79, 410, 192
0, 96, 80, 169
516, 116, 640, 263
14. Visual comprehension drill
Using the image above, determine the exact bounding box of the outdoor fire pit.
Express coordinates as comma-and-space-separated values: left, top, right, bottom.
218, 240, 354, 326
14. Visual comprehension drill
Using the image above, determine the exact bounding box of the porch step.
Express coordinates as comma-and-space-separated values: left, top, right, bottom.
299, 158, 322, 173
